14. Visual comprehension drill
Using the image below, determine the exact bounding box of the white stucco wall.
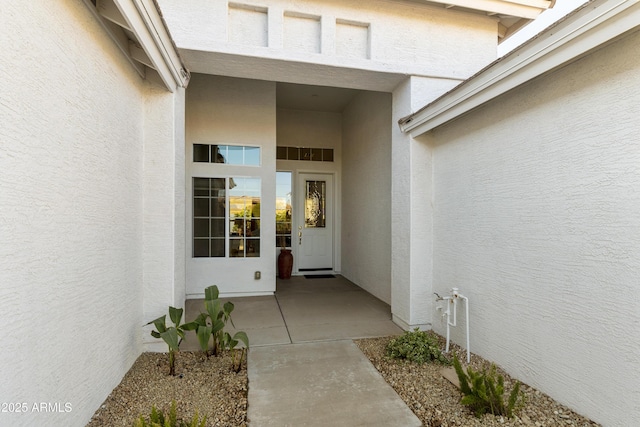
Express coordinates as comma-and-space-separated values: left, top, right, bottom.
430, 31, 640, 426
341, 91, 392, 303
392, 76, 454, 329
186, 74, 277, 297
0, 1, 171, 425
157, 0, 497, 90
142, 85, 187, 348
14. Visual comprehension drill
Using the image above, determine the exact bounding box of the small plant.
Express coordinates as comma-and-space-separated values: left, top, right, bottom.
386, 328, 450, 364
183, 312, 213, 356
146, 306, 190, 376
225, 330, 249, 372
184, 285, 249, 369
452, 353, 524, 418
134, 400, 206, 427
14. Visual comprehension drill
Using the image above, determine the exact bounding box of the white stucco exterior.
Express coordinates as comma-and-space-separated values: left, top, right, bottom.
157, 0, 497, 91
404, 8, 640, 425
341, 91, 393, 303
11, 0, 618, 424
0, 1, 185, 424
158, 0, 503, 311
142, 84, 187, 347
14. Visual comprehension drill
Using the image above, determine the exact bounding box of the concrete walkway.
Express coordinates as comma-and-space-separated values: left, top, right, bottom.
248, 341, 421, 426
184, 276, 420, 426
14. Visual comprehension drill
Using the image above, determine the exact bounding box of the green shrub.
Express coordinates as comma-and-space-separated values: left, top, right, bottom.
452, 354, 524, 418
386, 328, 449, 364
134, 400, 206, 427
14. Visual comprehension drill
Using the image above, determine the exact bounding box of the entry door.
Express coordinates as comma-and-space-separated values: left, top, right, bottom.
297, 173, 333, 272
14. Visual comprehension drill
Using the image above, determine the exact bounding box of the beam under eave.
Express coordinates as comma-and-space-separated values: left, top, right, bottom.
112, 0, 190, 91
400, 0, 640, 136
87, 1, 146, 78
498, 22, 508, 38
97, 0, 130, 29
129, 41, 155, 69
501, 17, 531, 40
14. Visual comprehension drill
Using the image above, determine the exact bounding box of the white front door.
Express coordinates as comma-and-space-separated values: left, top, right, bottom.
297, 173, 333, 272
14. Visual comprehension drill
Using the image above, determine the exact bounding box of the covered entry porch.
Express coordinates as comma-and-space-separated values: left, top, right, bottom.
182, 275, 402, 349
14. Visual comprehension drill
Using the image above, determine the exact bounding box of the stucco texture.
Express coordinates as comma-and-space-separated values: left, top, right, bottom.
430, 31, 640, 426
0, 1, 177, 425
342, 91, 392, 304
157, 0, 496, 85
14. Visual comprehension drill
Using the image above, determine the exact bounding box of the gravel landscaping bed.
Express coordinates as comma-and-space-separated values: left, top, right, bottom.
355, 335, 601, 427
86, 351, 247, 427
87, 335, 600, 427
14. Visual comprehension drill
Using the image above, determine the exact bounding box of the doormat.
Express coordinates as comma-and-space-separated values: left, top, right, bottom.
304, 274, 335, 279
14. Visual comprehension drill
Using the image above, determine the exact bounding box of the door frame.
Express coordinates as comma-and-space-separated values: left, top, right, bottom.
275, 166, 341, 277
295, 172, 335, 274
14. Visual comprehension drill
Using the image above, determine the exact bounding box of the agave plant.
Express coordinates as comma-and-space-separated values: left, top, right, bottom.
453, 353, 524, 418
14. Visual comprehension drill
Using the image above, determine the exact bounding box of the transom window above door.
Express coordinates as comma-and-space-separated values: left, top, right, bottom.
194, 144, 260, 166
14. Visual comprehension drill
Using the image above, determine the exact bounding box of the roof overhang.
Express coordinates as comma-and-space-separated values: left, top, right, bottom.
421, 0, 555, 19
397, 0, 555, 42
84, 0, 190, 91
399, 0, 640, 137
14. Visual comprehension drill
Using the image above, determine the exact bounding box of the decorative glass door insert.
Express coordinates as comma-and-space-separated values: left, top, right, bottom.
304, 180, 326, 228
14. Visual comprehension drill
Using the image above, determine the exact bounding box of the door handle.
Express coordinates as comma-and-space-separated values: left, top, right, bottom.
298, 231, 302, 245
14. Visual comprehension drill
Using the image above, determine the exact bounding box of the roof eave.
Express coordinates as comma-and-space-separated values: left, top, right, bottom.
86, 0, 190, 92
399, 0, 640, 137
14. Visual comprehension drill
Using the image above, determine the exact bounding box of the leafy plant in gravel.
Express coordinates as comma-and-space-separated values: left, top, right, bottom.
386, 328, 450, 364
146, 307, 190, 376
184, 285, 249, 368
134, 400, 206, 427
453, 353, 524, 418
225, 330, 249, 373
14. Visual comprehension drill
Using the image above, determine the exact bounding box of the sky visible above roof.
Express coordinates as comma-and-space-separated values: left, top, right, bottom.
498, 0, 590, 56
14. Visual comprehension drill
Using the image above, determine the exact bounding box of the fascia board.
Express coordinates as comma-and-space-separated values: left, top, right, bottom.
113, 0, 189, 91
427, 0, 552, 19
400, 0, 640, 137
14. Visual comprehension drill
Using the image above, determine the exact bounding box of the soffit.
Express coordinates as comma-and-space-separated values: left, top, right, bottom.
277, 83, 360, 113
392, 0, 555, 42
84, 0, 190, 91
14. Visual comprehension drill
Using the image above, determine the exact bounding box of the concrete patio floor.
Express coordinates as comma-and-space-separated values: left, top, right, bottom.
182, 275, 419, 427
183, 275, 404, 348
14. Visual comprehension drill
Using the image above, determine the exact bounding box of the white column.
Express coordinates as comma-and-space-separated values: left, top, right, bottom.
391, 76, 451, 330
142, 84, 186, 350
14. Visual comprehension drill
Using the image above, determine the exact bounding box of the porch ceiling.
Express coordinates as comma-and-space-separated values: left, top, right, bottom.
180, 49, 408, 93
276, 83, 360, 113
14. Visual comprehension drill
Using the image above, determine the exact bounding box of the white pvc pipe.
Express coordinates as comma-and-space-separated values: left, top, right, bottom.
460, 294, 470, 363
439, 288, 470, 363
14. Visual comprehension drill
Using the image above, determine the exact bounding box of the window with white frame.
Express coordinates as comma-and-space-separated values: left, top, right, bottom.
193, 177, 261, 258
